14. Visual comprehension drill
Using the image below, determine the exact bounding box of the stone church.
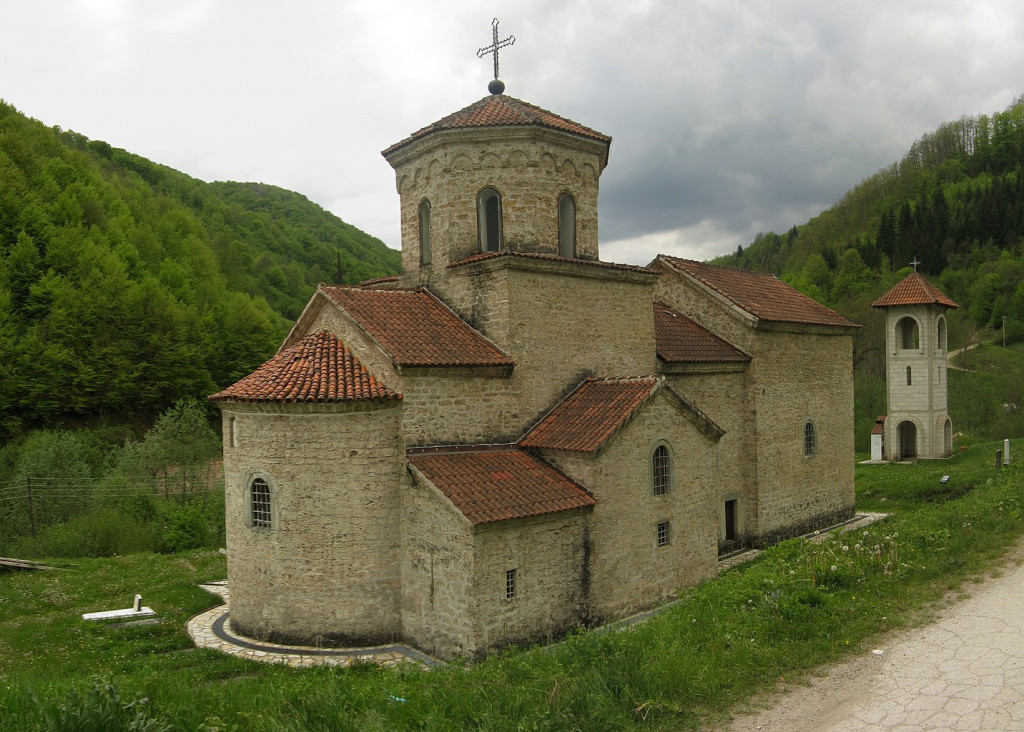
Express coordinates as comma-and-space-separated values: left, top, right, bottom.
210, 88, 860, 659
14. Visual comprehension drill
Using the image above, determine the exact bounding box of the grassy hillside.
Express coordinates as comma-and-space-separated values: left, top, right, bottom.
711, 96, 1024, 446
717, 96, 1024, 346
0, 100, 400, 437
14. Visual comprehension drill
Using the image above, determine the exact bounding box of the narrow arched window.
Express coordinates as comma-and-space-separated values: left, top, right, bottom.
803, 421, 817, 456
418, 199, 432, 266
250, 477, 272, 529
558, 193, 576, 257
652, 444, 671, 495
937, 318, 947, 352
906, 366, 912, 385
477, 187, 503, 253
898, 317, 920, 350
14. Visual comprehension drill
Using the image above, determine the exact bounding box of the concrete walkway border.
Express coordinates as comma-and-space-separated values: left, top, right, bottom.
186, 512, 888, 668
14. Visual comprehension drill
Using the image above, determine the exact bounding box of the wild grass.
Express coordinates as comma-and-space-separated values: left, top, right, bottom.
1, 439, 1022, 730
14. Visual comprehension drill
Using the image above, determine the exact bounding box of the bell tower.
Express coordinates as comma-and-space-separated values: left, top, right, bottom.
872, 270, 959, 460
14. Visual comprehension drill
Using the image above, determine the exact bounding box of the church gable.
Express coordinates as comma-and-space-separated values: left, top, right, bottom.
654, 301, 751, 365
317, 285, 514, 370
655, 255, 858, 330
407, 447, 594, 525
519, 377, 661, 454
520, 376, 725, 456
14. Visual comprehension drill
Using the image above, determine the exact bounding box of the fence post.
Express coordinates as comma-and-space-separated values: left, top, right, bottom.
26, 478, 36, 538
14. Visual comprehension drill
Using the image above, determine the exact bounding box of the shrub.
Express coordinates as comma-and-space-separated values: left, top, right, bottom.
7, 509, 158, 558
159, 501, 212, 554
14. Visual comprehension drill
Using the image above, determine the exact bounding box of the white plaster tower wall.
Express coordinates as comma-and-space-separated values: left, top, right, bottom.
882, 303, 952, 459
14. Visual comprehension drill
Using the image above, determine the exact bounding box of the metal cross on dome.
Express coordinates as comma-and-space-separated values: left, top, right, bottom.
477, 18, 515, 94
910, 257, 921, 272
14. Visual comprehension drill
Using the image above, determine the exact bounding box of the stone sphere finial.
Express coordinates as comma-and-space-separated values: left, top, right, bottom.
488, 78, 506, 95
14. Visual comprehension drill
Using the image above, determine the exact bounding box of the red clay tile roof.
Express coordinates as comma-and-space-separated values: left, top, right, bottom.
320, 286, 513, 368
654, 302, 751, 363
659, 256, 859, 328
382, 95, 611, 157
357, 275, 401, 287
448, 249, 656, 275
871, 272, 959, 309
408, 448, 594, 525
520, 377, 661, 453
210, 330, 400, 403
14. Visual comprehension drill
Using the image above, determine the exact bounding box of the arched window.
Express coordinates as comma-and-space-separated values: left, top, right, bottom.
246, 475, 274, 530
898, 317, 920, 350
906, 366, 912, 385
651, 444, 671, 495
477, 187, 503, 253
418, 199, 432, 266
803, 421, 817, 456
937, 317, 947, 352
558, 193, 576, 258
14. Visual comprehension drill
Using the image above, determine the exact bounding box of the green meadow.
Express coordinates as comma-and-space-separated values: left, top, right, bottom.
1, 438, 1022, 731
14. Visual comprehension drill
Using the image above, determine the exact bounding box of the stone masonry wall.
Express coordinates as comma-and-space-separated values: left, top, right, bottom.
423, 260, 659, 443
652, 262, 856, 543
220, 401, 405, 646
387, 127, 606, 287
505, 265, 660, 435
400, 474, 476, 659
541, 393, 720, 623
749, 330, 856, 542
472, 511, 590, 654
666, 369, 757, 544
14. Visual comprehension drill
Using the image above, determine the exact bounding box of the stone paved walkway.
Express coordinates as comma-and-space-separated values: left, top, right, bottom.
186, 582, 440, 668
186, 512, 887, 669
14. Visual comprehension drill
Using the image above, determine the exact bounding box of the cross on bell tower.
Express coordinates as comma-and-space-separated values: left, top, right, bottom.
477, 17, 515, 95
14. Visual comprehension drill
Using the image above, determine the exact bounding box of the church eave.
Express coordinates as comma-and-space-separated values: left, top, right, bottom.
383, 124, 611, 172
448, 250, 659, 284
657, 359, 749, 375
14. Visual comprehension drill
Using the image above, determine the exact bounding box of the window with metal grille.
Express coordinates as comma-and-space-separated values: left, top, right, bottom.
652, 444, 671, 495
656, 521, 670, 547
251, 477, 272, 529
505, 569, 517, 600
804, 421, 817, 456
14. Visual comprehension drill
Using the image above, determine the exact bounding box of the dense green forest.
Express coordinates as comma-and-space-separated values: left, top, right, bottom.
716, 96, 1024, 445
0, 100, 401, 438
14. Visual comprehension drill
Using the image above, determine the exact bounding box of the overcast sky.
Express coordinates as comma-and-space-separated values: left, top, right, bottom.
2, 1, 1021, 265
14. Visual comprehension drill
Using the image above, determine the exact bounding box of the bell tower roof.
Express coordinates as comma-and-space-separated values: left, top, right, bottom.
871, 271, 958, 309
381, 94, 611, 161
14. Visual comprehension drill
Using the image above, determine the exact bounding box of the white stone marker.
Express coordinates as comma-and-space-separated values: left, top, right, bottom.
83, 594, 155, 621
1005, 439, 1011, 466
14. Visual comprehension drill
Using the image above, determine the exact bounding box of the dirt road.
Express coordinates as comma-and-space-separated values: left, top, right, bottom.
721, 542, 1024, 731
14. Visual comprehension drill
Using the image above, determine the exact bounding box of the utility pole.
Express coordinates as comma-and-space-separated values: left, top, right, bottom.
1003, 316, 1007, 348
26, 478, 36, 538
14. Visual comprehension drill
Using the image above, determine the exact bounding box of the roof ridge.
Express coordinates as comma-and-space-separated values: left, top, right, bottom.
657, 255, 858, 328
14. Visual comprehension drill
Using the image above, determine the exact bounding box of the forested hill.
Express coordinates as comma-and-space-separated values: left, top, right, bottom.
0, 100, 401, 437
716, 95, 1024, 348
